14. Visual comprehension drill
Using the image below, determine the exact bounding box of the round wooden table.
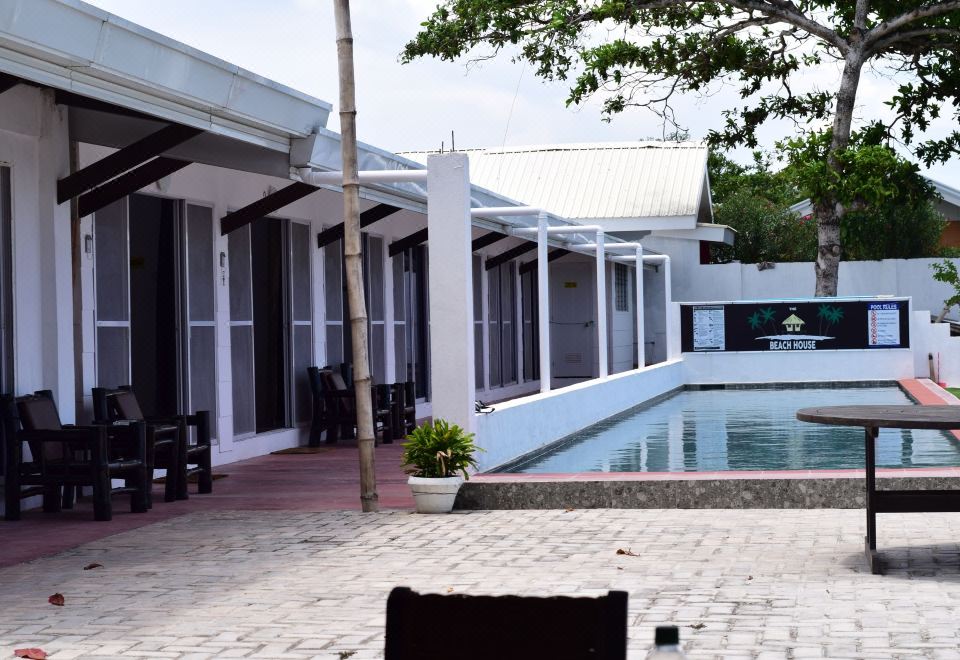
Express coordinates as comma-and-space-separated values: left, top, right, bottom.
797, 405, 960, 574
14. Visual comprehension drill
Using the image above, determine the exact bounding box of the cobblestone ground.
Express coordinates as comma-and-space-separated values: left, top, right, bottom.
3, 509, 960, 659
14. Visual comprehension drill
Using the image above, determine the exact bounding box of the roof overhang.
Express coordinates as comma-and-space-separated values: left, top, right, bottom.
651, 223, 736, 245
0, 0, 331, 152
582, 215, 699, 233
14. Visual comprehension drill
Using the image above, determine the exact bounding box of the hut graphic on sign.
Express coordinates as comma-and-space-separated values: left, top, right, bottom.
782, 314, 805, 333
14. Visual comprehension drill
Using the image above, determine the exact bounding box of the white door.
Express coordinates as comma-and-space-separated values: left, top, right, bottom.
550, 262, 595, 378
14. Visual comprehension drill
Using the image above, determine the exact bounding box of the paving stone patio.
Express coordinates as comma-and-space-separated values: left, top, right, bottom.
4, 508, 960, 659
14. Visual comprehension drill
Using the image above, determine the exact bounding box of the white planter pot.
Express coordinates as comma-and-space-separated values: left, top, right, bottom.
408, 475, 464, 514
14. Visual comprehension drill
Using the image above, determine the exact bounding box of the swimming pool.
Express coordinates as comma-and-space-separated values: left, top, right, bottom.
502, 385, 960, 473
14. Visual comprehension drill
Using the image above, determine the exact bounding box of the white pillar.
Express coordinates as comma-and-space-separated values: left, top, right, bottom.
514, 260, 523, 383
635, 246, 645, 368
537, 212, 551, 393
427, 153, 475, 430
595, 230, 607, 378
663, 255, 675, 360
480, 254, 490, 393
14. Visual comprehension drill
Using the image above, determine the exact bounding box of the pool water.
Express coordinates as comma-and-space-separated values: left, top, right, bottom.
504, 385, 960, 473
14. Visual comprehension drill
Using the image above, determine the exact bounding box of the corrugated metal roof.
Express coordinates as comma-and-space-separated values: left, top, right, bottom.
402, 142, 709, 220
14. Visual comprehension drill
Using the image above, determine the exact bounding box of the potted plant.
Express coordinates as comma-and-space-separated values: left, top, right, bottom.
401, 419, 481, 513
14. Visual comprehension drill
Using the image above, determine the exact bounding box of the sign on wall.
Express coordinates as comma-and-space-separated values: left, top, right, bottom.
680, 298, 910, 352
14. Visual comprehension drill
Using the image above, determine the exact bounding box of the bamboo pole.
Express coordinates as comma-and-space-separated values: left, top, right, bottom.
333, 0, 378, 512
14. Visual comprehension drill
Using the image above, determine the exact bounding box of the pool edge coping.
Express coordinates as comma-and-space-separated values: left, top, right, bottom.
475, 378, 960, 483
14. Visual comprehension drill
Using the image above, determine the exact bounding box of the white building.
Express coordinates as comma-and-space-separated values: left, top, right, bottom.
0, 0, 690, 498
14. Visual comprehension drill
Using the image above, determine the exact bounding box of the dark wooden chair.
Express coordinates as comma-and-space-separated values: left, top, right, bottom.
3, 391, 149, 521
91, 386, 212, 499
317, 367, 395, 444
384, 587, 628, 659
307, 366, 326, 447
395, 381, 417, 437
92, 387, 180, 505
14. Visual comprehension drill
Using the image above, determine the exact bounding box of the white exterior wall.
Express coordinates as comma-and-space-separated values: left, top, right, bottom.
682, 349, 915, 385
0, 86, 73, 417
911, 310, 960, 387
74, 144, 559, 463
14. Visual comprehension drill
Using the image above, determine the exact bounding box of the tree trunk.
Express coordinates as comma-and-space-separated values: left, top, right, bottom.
333, 0, 378, 512
815, 51, 864, 297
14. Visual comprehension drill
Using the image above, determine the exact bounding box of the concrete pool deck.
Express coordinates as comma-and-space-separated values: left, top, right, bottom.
458, 379, 960, 510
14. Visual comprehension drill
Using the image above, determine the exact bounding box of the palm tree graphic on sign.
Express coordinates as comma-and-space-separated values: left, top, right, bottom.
748, 307, 778, 336
816, 304, 844, 335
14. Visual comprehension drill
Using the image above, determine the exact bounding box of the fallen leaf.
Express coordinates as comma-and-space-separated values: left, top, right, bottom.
446, 587, 454, 593
616, 566, 624, 571
83, 563, 103, 571
616, 548, 638, 556
14, 649, 47, 659
564, 508, 575, 513
689, 623, 706, 630
48, 593, 64, 606
338, 652, 356, 660
746, 575, 753, 581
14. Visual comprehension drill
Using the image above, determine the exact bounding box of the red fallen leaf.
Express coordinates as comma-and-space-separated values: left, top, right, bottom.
615, 548, 638, 556
14, 649, 48, 659
48, 593, 64, 606
83, 563, 103, 570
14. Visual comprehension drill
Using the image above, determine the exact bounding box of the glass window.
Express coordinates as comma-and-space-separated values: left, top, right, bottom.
615, 263, 629, 312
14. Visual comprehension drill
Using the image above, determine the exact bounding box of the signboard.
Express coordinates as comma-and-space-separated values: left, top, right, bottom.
680, 298, 910, 353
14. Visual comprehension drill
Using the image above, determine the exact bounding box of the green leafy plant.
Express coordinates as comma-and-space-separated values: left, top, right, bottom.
931, 260, 960, 321
401, 419, 482, 479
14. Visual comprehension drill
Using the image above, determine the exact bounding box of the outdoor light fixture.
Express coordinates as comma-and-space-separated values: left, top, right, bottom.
219, 251, 227, 285
84, 234, 93, 255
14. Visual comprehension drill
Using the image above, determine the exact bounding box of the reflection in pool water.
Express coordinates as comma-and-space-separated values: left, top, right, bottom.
503, 386, 960, 473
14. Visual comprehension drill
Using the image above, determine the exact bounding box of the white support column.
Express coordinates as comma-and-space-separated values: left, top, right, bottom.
663, 255, 675, 360
595, 230, 608, 378
537, 212, 551, 393
481, 254, 490, 393
426, 154, 475, 430
514, 260, 523, 384
635, 246, 645, 368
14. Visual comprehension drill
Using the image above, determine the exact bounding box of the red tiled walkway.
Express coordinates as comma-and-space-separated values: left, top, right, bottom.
0, 443, 412, 569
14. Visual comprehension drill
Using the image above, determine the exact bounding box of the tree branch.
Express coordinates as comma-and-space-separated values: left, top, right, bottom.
867, 1, 960, 44
866, 27, 960, 57
713, 0, 848, 52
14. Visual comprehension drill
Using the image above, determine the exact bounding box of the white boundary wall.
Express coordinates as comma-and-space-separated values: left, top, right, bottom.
673, 258, 960, 322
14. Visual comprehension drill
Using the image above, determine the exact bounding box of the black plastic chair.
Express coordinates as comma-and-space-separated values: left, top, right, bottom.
3, 391, 149, 521
385, 587, 628, 659
91, 386, 212, 499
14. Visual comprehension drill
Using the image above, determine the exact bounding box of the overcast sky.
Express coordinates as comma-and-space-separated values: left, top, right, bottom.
85, 0, 958, 184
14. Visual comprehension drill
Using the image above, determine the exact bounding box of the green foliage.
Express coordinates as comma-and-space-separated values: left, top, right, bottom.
779, 130, 947, 260
931, 259, 960, 309
708, 151, 800, 207
712, 189, 817, 264
709, 151, 814, 264
404, 1, 960, 293
778, 128, 935, 212
402, 2, 960, 163
400, 419, 482, 479
842, 200, 946, 261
